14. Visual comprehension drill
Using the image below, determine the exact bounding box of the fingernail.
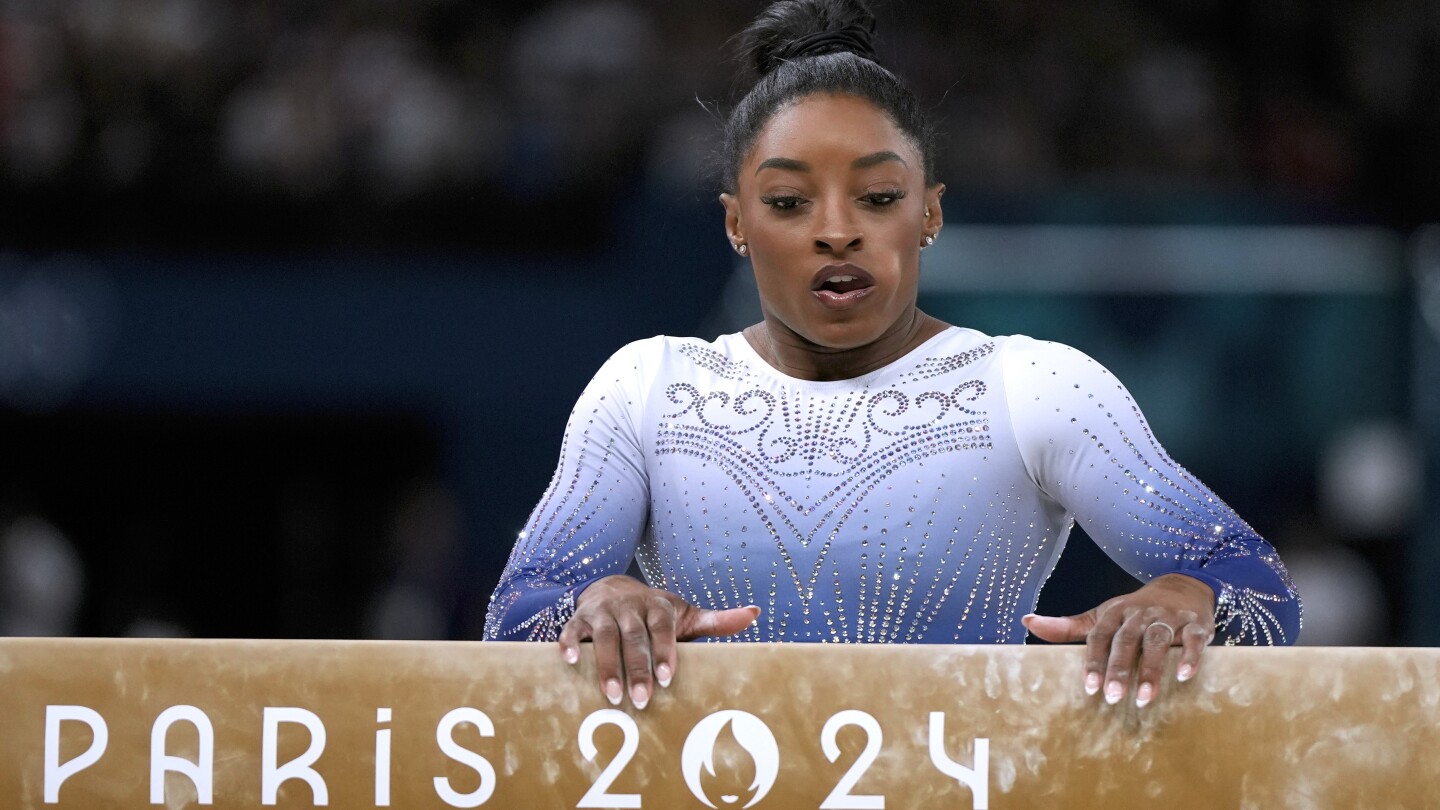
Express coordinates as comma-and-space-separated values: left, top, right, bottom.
657, 663, 672, 688
1177, 664, 1193, 682
563, 647, 579, 665
1084, 672, 1101, 696
1135, 683, 1153, 708
631, 683, 650, 710
605, 679, 623, 706
1105, 681, 1123, 705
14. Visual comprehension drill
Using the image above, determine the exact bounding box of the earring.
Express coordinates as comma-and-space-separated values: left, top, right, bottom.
922, 235, 935, 247
735, 243, 748, 256
925, 208, 931, 218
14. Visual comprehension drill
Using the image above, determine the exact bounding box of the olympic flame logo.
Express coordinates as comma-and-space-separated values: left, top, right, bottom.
681, 711, 779, 809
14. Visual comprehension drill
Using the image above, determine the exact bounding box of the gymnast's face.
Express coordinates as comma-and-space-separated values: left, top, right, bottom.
721, 93, 943, 354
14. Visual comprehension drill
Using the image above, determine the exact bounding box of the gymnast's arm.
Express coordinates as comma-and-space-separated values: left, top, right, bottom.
482, 344, 653, 643
483, 339, 758, 708
1004, 338, 1302, 699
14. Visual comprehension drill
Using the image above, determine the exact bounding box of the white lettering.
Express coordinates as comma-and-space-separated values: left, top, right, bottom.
578, 709, 641, 809
375, 708, 392, 807
44, 705, 108, 804
927, 713, 988, 810
433, 708, 496, 808
150, 705, 214, 805
820, 710, 884, 809
261, 707, 328, 806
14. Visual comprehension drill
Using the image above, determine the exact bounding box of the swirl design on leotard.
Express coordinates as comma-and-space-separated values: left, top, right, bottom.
654, 345, 997, 605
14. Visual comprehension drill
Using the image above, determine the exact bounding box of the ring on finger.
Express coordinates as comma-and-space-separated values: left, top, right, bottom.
1149, 621, 1177, 638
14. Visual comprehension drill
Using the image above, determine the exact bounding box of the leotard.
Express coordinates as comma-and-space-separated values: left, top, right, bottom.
484, 327, 1301, 645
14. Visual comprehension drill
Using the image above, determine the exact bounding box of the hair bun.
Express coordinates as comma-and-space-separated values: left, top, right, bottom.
740, 0, 879, 78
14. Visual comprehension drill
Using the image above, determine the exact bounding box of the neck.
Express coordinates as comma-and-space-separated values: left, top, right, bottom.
747, 310, 947, 382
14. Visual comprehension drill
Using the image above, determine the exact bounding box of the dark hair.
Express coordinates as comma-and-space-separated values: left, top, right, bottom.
719, 0, 936, 193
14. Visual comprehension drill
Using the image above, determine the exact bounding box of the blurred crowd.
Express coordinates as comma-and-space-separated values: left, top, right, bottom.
0, 1, 1434, 644
1, 0, 1437, 250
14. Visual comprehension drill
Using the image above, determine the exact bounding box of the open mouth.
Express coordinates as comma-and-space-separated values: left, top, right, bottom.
818, 274, 871, 294
811, 263, 876, 307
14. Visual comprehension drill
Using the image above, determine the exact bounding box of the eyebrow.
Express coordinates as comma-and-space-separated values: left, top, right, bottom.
852, 150, 908, 169
753, 151, 908, 175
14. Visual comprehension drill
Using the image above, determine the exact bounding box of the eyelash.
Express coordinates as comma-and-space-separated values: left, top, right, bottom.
759, 189, 907, 211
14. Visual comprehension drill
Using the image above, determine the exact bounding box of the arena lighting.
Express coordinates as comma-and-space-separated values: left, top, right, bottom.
920, 225, 1404, 293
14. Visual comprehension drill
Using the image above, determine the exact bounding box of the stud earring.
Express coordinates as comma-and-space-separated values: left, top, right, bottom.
925, 208, 931, 218
922, 235, 935, 247
736, 243, 748, 256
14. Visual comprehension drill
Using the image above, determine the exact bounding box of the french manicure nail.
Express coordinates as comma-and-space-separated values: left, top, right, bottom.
605, 679, 623, 706
631, 683, 650, 710
1084, 672, 1101, 696
1135, 683, 1153, 708
1105, 681, 1123, 705
563, 647, 579, 665
657, 663, 673, 688
1177, 664, 1193, 682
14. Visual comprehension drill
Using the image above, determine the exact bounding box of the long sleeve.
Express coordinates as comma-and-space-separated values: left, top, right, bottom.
1002, 336, 1302, 645
483, 341, 654, 641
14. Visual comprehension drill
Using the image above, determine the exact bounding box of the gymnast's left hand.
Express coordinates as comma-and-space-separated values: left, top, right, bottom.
1021, 573, 1216, 708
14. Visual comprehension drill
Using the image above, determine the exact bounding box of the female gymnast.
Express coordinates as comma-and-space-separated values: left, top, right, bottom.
485, 0, 1301, 713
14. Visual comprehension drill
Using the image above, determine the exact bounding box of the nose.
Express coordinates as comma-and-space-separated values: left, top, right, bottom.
813, 196, 862, 254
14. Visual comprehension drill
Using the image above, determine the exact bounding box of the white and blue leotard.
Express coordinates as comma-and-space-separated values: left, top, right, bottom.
484, 327, 1301, 645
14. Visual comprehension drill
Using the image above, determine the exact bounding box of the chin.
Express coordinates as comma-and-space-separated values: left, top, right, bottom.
800, 318, 887, 350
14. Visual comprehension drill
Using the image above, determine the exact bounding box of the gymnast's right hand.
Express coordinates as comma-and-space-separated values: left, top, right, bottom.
558, 574, 760, 710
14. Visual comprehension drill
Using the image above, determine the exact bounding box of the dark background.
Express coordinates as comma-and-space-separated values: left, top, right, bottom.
0, 0, 1434, 643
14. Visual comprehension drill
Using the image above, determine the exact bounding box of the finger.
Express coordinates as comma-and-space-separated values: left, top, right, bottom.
1022, 611, 1095, 644
1102, 609, 1147, 705
1082, 605, 1124, 698
1134, 620, 1177, 708
558, 615, 593, 665
645, 596, 678, 691
615, 612, 655, 709
1176, 621, 1213, 682
678, 604, 760, 641
588, 616, 625, 706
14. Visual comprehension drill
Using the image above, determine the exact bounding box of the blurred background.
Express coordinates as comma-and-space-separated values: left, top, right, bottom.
0, 0, 1434, 644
